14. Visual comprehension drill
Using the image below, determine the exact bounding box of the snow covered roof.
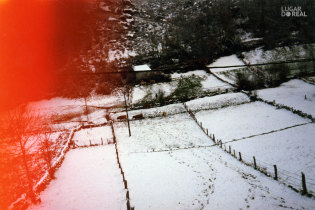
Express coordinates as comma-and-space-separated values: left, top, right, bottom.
132, 64, 151, 72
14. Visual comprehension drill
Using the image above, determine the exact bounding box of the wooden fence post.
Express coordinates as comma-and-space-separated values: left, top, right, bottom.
220, 141, 222, 148
126, 190, 130, 200
127, 199, 131, 210
253, 156, 257, 169
301, 172, 307, 195
207, 129, 208, 135
229, 145, 231, 154
273, 165, 278, 180
224, 145, 226, 151
239, 152, 242, 161
124, 180, 128, 189
101, 138, 103, 145
233, 150, 236, 157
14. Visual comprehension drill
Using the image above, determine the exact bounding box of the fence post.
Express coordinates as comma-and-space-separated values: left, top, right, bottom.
273, 165, 278, 180
301, 172, 307, 195
126, 190, 130, 200
229, 145, 231, 154
127, 199, 131, 210
239, 152, 242, 161
124, 180, 128, 189
224, 145, 226, 151
220, 141, 222, 148
101, 138, 103, 145
253, 156, 257, 169
213, 135, 215, 142
233, 150, 236, 157
207, 129, 208, 135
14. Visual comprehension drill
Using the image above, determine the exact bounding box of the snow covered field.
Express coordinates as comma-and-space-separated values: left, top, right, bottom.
131, 81, 177, 104
30, 146, 126, 210
114, 112, 315, 209
227, 123, 315, 193
131, 70, 233, 105
207, 55, 246, 85
242, 44, 315, 64
193, 101, 311, 142
186, 92, 250, 112
258, 79, 315, 118
207, 55, 244, 72
72, 126, 113, 146
171, 70, 233, 91
114, 113, 212, 153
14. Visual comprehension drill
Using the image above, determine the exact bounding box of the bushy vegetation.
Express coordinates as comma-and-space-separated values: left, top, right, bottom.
236, 72, 265, 91
171, 76, 203, 101
133, 0, 315, 69
265, 64, 290, 86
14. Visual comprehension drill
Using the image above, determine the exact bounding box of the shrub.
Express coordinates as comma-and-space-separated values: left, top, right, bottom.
171, 76, 202, 101
265, 64, 289, 86
236, 72, 264, 91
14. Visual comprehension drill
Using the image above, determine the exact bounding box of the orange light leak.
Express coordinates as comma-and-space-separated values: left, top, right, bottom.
0, 0, 94, 112
0, 0, 96, 207
0, 0, 55, 111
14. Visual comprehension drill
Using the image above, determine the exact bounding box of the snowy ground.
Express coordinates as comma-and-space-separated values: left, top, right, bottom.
207, 55, 246, 85
131, 70, 233, 105
131, 81, 177, 104
171, 70, 233, 92
114, 113, 212, 153
257, 79, 315, 118
193, 101, 311, 142
29, 145, 126, 210
111, 103, 186, 121
242, 44, 315, 64
185, 92, 250, 112
227, 123, 315, 193
114, 113, 315, 210
72, 126, 113, 146
207, 55, 244, 72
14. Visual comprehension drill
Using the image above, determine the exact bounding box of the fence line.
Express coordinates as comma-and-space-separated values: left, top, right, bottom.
183, 102, 315, 198
110, 120, 135, 210
9, 125, 83, 209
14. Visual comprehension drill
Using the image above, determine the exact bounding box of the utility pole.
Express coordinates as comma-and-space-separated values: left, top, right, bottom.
124, 90, 131, 137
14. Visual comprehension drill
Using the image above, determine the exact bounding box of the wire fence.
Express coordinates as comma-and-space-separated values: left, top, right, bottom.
110, 121, 135, 210
183, 102, 315, 198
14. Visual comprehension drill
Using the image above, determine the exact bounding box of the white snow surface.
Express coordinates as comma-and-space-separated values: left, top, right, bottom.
114, 113, 315, 209
258, 79, 315, 117
228, 123, 315, 193
30, 146, 126, 210
242, 44, 315, 64
186, 92, 250, 111
112, 103, 186, 121
131, 81, 177, 104
115, 113, 212, 153
194, 101, 311, 142
171, 70, 208, 79
201, 74, 233, 91
72, 126, 113, 146
207, 55, 244, 72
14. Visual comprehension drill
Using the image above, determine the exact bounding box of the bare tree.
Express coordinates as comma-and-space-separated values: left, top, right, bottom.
39, 125, 56, 179
6, 105, 41, 203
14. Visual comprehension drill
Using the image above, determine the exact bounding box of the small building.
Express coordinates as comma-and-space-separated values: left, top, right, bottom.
132, 64, 152, 82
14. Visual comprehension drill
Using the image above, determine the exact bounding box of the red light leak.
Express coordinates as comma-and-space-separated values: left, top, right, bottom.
0, 0, 95, 111
0, 1, 96, 207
